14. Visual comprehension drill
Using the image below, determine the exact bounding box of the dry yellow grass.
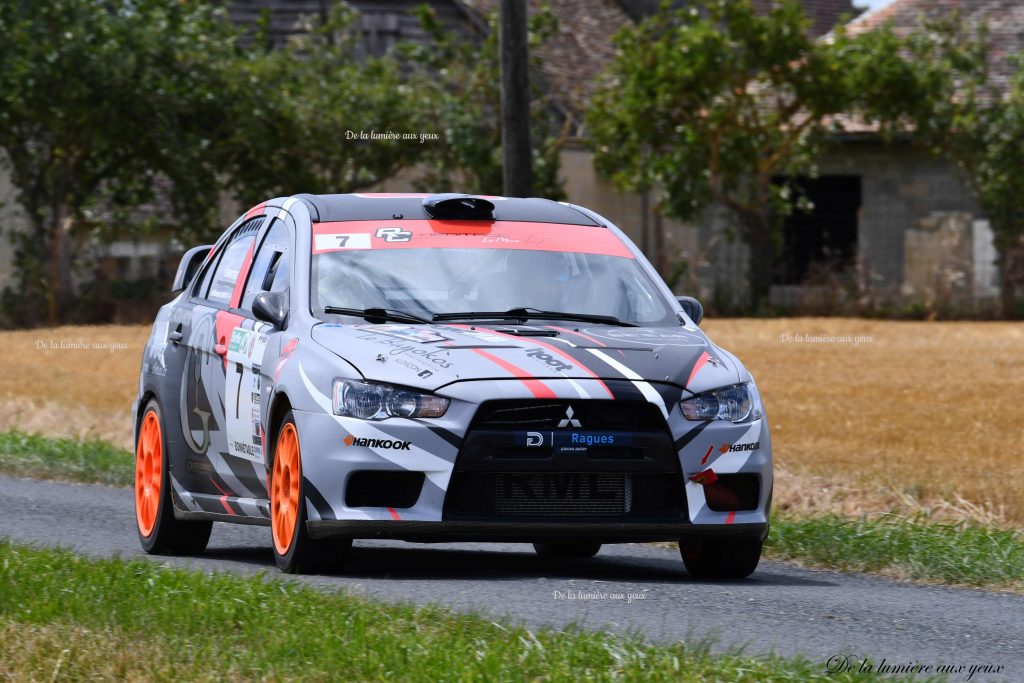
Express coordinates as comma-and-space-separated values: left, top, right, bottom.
0, 320, 1021, 525
0, 621, 231, 682
702, 318, 1024, 526
0, 325, 147, 450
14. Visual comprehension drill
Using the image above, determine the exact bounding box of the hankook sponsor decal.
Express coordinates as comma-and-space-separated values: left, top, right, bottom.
343, 434, 412, 450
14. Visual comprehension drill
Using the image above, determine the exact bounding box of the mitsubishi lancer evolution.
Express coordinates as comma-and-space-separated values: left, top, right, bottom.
133, 193, 772, 576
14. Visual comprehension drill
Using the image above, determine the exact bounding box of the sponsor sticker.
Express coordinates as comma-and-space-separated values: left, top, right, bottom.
525, 348, 573, 373
357, 324, 450, 344
343, 434, 412, 450
313, 233, 372, 252
226, 327, 270, 463
514, 431, 632, 451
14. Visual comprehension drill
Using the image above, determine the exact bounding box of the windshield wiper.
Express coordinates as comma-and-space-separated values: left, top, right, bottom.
324, 306, 429, 324
432, 307, 636, 327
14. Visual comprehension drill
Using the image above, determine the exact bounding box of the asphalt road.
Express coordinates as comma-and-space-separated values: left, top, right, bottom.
1, 475, 1021, 679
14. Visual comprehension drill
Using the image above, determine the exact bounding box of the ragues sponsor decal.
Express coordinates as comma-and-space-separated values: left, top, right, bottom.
343, 434, 412, 450
515, 431, 633, 450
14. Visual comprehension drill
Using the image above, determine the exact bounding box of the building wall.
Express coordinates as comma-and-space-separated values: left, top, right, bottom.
818, 140, 998, 304
559, 147, 699, 293
0, 151, 25, 294
691, 140, 1000, 307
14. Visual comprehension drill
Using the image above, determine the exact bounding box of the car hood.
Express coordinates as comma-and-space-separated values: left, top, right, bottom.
311, 322, 744, 394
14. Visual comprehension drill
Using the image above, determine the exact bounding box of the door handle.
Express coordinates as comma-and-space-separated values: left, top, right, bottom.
168, 326, 183, 344
215, 337, 228, 356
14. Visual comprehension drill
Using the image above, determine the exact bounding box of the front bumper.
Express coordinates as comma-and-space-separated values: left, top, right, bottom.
293, 394, 773, 530
307, 519, 769, 543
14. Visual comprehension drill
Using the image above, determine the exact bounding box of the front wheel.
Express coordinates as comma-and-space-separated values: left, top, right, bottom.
679, 536, 762, 579
270, 412, 351, 573
135, 399, 212, 555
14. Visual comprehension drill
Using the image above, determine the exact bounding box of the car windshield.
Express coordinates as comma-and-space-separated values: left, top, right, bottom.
312, 247, 676, 326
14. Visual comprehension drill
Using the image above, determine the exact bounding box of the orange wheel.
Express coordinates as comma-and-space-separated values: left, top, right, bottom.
271, 422, 302, 556
135, 410, 163, 537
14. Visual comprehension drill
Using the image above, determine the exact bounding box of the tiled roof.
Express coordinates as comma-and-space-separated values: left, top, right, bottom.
848, 0, 1024, 89
751, 0, 860, 36
618, 1, 859, 36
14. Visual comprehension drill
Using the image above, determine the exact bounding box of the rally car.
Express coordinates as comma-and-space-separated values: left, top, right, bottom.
133, 193, 772, 576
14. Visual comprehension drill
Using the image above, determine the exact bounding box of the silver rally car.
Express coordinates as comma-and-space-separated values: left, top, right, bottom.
133, 193, 772, 575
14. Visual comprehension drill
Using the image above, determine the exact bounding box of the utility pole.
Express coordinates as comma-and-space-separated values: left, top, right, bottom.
499, 0, 533, 197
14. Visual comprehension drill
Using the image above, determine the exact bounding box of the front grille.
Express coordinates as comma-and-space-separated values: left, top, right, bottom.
444, 399, 686, 521
494, 472, 626, 516
472, 400, 666, 431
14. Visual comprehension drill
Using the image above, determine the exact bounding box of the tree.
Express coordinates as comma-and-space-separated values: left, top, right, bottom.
0, 0, 242, 326
588, 0, 862, 309
867, 18, 1024, 317
400, 4, 565, 199
221, 5, 424, 206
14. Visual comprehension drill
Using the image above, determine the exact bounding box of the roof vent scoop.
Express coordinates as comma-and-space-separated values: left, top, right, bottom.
422, 193, 496, 220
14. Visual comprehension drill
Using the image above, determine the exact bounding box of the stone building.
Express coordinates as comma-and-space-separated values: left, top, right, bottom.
696, 0, 1020, 310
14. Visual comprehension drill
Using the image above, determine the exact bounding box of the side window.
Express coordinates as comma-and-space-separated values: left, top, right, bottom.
207, 234, 256, 305
192, 218, 264, 301
241, 219, 291, 310
193, 248, 221, 299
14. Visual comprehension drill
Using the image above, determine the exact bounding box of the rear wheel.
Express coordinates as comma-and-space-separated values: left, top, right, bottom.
679, 536, 762, 579
271, 412, 351, 573
135, 399, 212, 555
533, 542, 602, 559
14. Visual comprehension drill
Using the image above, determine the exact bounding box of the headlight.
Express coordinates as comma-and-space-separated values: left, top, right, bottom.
332, 380, 449, 420
680, 381, 764, 422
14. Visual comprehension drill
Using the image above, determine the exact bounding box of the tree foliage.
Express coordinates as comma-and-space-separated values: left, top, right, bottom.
590, 0, 1024, 314
865, 17, 1024, 316
0, 0, 244, 324
222, 5, 423, 207
400, 4, 565, 198
588, 0, 872, 308
0, 1, 429, 326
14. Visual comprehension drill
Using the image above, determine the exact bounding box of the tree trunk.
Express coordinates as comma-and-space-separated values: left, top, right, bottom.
743, 212, 774, 313
498, 0, 533, 197
998, 236, 1022, 318
46, 209, 75, 326
640, 190, 650, 257
652, 209, 666, 277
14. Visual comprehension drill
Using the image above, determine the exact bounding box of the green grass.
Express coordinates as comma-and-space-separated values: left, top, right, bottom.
0, 429, 133, 486
0, 542, 900, 683
1, 429, 1021, 592
766, 514, 1024, 590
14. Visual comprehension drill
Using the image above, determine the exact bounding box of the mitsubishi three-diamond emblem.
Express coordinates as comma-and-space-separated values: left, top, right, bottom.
557, 406, 582, 428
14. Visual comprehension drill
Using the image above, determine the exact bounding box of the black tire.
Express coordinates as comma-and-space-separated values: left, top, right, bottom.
271, 411, 352, 574
679, 536, 762, 579
533, 542, 602, 559
135, 399, 212, 555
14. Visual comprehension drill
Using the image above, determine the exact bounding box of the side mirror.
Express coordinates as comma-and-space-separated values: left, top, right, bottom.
171, 245, 213, 293
252, 291, 288, 329
676, 296, 704, 325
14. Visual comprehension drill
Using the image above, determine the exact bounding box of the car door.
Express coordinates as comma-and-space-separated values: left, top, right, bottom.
180, 218, 262, 509
221, 217, 293, 493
